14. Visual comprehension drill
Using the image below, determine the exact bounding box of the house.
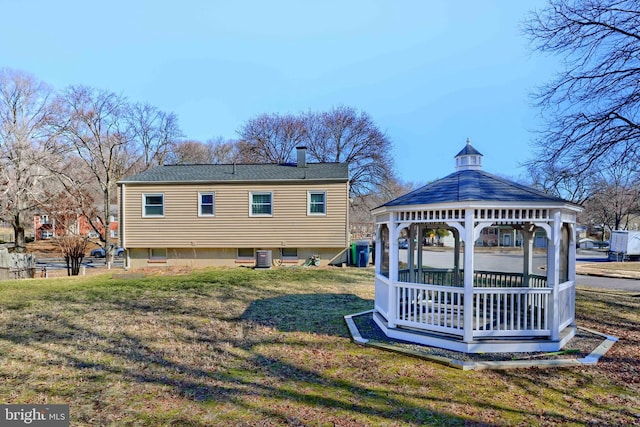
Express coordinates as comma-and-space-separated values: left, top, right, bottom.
117, 147, 350, 269
33, 212, 119, 242
475, 225, 548, 248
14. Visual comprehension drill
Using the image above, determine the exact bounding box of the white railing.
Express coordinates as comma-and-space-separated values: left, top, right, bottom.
392, 271, 553, 339
472, 287, 551, 337
398, 269, 547, 288
558, 280, 575, 330
395, 282, 465, 336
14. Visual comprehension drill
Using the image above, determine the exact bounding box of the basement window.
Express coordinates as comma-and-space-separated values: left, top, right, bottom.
237, 248, 254, 260
148, 248, 167, 263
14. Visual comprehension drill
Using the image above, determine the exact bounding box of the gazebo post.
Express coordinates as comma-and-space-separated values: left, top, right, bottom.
548, 210, 562, 341
417, 226, 424, 281
462, 208, 475, 343
387, 221, 402, 328
452, 228, 461, 286
374, 224, 383, 268
408, 225, 417, 282
522, 224, 535, 287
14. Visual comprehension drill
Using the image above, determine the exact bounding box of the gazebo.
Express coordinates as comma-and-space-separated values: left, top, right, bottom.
371, 140, 583, 353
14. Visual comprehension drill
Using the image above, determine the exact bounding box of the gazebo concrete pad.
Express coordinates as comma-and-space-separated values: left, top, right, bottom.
344, 310, 617, 371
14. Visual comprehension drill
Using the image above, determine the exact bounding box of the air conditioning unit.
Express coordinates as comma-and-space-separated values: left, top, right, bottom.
255, 250, 272, 269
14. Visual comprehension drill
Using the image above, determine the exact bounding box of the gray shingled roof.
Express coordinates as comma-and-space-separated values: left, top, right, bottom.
381, 169, 579, 207
118, 162, 349, 184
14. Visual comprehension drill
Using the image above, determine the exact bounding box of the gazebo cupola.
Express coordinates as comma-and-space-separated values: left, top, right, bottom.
455, 137, 483, 171
371, 140, 583, 353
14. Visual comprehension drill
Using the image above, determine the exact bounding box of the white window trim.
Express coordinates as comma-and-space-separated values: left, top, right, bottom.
249, 191, 273, 217
142, 193, 165, 218
198, 192, 216, 217
307, 190, 327, 216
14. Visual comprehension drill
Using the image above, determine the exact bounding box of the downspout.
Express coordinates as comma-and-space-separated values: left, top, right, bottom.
120, 183, 128, 270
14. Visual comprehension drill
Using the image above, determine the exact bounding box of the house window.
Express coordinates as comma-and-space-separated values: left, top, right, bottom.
250, 192, 272, 216
110, 229, 117, 238
149, 248, 167, 260
237, 248, 254, 260
199, 192, 215, 216
40, 215, 50, 225
308, 191, 326, 215
143, 194, 164, 217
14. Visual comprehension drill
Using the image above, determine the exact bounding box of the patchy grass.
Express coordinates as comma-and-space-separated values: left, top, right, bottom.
0, 268, 638, 426
583, 261, 640, 272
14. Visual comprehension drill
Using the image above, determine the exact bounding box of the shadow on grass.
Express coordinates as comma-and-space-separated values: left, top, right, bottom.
241, 293, 372, 336
0, 298, 474, 426
1, 271, 637, 426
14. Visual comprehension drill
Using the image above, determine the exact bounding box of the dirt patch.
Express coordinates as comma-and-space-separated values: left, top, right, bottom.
577, 262, 640, 279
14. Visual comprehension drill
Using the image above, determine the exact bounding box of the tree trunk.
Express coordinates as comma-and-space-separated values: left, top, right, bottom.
104, 187, 112, 265
13, 213, 26, 253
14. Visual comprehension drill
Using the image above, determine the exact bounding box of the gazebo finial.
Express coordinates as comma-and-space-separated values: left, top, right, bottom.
466, 137, 471, 145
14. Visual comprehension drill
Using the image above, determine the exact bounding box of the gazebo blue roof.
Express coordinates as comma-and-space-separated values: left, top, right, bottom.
381, 169, 573, 206
380, 140, 580, 208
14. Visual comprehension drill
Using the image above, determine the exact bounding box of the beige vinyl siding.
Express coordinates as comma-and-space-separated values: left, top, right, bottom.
122, 181, 348, 249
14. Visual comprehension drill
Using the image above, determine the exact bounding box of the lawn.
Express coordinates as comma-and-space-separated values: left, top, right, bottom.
0, 267, 638, 426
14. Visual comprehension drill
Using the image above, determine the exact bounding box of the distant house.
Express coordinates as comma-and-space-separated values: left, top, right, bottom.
117, 147, 350, 269
33, 212, 119, 242
33, 214, 59, 240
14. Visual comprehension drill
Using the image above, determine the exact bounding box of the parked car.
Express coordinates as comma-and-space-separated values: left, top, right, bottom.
398, 238, 409, 249
90, 246, 124, 258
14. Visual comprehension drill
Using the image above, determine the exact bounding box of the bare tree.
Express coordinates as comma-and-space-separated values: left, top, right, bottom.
56, 235, 89, 276
303, 106, 394, 199
580, 161, 640, 237
523, 0, 640, 175
350, 176, 416, 238
236, 106, 395, 199
43, 154, 102, 239
237, 113, 305, 163
525, 160, 591, 204
0, 68, 57, 252
168, 140, 214, 164
56, 85, 135, 261
127, 102, 182, 170
207, 136, 241, 164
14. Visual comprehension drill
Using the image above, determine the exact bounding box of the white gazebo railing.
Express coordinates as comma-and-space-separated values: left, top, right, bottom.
388, 270, 560, 339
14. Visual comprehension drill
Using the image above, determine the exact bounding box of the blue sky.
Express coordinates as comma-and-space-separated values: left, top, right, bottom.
1, 0, 556, 184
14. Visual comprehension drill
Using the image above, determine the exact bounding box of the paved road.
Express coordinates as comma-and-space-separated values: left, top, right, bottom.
400, 248, 640, 292
36, 257, 124, 273
576, 250, 639, 291
575, 275, 639, 291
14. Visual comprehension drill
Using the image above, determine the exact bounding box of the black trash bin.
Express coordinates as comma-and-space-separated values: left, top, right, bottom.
356, 240, 370, 267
